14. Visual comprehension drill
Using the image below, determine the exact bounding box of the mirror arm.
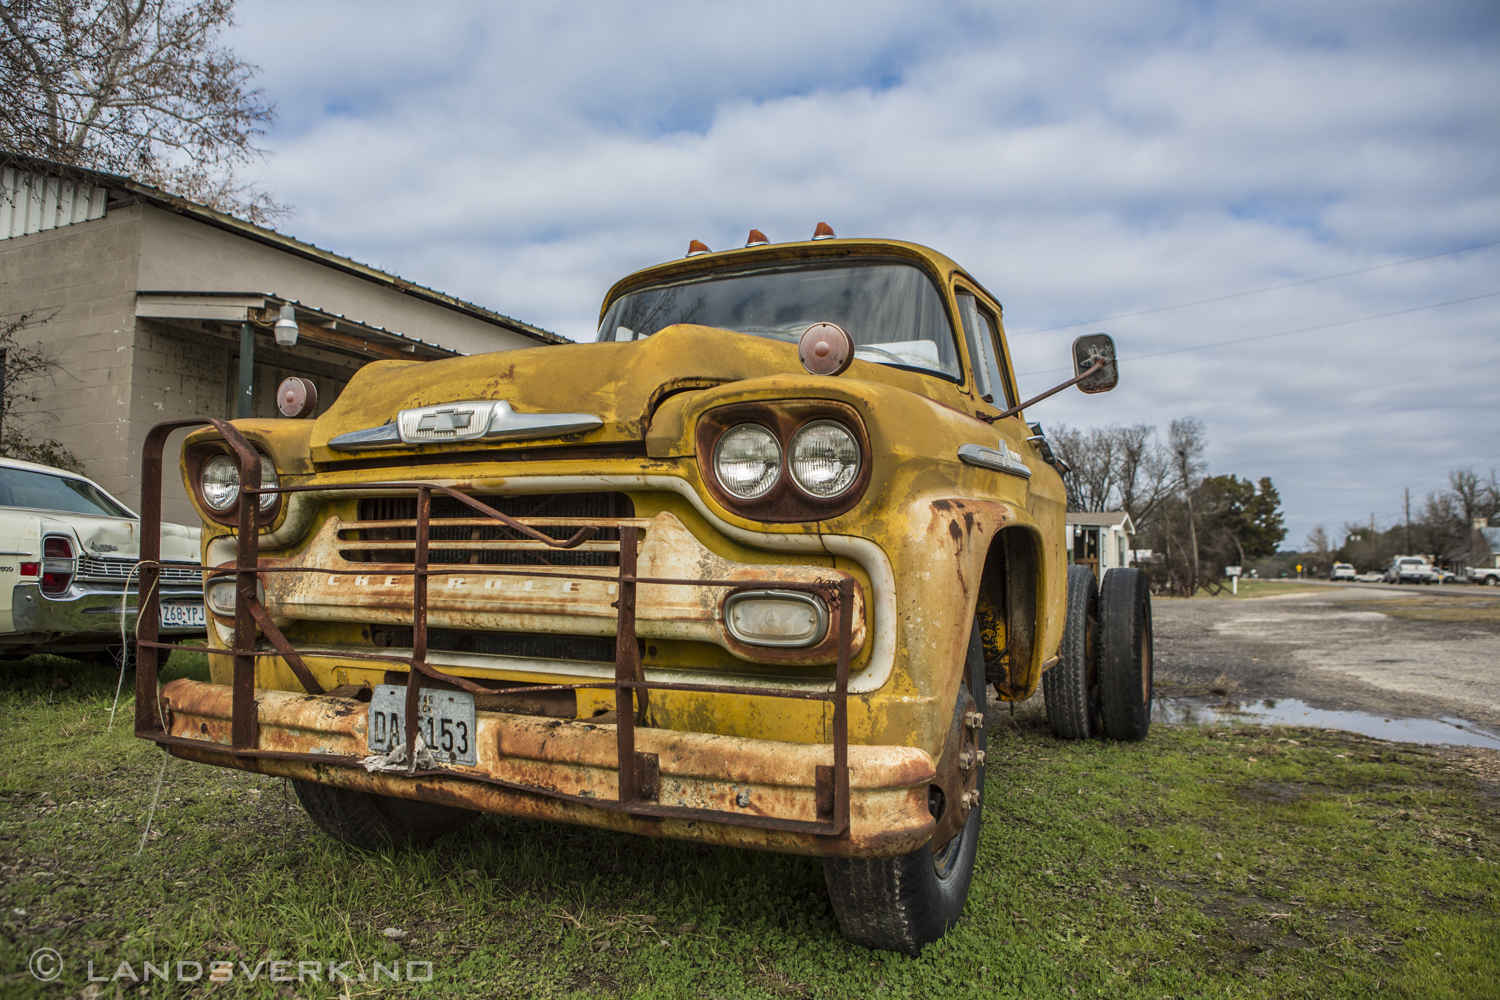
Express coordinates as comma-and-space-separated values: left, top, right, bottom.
980, 358, 1106, 423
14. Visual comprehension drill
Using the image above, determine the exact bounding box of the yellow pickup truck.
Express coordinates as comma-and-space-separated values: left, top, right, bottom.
135, 230, 1152, 954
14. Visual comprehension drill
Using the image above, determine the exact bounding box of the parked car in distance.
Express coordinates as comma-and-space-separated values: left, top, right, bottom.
1384, 556, 1438, 585
1328, 563, 1356, 582
0, 456, 205, 662
1356, 571, 1384, 583
1433, 568, 1459, 584
1467, 566, 1500, 587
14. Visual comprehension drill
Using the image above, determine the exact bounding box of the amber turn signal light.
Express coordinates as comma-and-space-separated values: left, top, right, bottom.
686, 240, 710, 257
812, 222, 836, 240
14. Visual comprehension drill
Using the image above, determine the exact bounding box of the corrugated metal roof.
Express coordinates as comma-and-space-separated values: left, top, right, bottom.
0, 151, 563, 345
0, 165, 107, 239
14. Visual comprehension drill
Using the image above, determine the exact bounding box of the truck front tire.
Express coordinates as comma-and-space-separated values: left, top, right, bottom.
1044, 565, 1100, 740
292, 779, 478, 851
822, 618, 986, 955
1098, 568, 1153, 741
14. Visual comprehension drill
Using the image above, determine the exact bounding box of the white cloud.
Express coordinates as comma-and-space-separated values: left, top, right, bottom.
227, 0, 1500, 546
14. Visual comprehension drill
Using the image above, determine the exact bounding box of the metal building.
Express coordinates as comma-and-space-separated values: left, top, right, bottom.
1, 152, 560, 522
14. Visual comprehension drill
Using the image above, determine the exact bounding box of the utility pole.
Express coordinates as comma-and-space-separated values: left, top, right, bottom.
1404, 488, 1411, 555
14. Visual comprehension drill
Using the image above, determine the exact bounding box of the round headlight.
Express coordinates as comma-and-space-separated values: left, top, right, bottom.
200, 455, 239, 511
713, 424, 782, 499
199, 452, 278, 512
253, 452, 279, 510
789, 420, 860, 498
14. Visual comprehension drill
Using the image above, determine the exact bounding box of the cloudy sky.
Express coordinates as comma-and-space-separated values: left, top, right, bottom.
227, 0, 1499, 548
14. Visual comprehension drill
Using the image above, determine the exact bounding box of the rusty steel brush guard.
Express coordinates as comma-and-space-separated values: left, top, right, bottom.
134, 418, 852, 837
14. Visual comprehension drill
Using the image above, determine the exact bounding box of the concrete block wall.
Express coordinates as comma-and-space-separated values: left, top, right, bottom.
0, 205, 142, 498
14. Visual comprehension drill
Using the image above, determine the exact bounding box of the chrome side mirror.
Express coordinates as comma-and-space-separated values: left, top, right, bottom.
1072, 334, 1118, 394
985, 334, 1120, 422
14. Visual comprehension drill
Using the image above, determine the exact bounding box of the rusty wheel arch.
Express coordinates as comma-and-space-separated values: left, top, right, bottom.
973, 526, 1039, 700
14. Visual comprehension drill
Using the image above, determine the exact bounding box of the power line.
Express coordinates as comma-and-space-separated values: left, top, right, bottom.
1010, 237, 1500, 337
1018, 289, 1500, 377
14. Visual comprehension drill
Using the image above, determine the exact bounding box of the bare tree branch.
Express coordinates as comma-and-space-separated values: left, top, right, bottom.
0, 0, 288, 224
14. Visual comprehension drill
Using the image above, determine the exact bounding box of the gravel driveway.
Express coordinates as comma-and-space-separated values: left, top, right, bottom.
1151, 582, 1500, 734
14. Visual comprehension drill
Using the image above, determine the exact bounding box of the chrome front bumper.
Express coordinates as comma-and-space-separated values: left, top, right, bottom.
10, 583, 206, 639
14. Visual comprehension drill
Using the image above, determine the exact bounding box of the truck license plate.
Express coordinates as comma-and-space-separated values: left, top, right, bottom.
159, 602, 207, 629
367, 685, 477, 766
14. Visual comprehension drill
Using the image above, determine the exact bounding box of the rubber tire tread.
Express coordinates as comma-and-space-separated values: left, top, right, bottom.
1097, 567, 1153, 741
1044, 565, 1099, 740
292, 779, 477, 852
821, 620, 987, 955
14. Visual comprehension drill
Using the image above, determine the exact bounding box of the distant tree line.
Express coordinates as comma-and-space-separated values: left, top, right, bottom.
1300, 469, 1500, 575
1049, 418, 1285, 596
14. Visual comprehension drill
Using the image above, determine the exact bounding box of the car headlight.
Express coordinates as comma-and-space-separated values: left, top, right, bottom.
713, 424, 781, 499
788, 420, 860, 497
199, 452, 278, 511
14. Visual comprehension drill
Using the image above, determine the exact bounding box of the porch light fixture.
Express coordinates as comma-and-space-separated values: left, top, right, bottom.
273, 303, 299, 346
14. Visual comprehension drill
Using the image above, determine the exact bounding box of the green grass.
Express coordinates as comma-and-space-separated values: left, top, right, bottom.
2, 657, 1497, 998
1156, 579, 1328, 600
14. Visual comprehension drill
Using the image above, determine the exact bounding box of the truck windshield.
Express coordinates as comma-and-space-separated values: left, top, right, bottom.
598, 260, 962, 380
0, 467, 133, 517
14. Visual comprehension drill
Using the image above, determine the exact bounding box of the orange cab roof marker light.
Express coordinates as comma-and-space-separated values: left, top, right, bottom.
686, 240, 711, 257
812, 222, 836, 240
745, 229, 770, 247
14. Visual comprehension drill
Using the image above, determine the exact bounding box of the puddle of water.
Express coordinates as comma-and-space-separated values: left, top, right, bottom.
1154, 696, 1500, 750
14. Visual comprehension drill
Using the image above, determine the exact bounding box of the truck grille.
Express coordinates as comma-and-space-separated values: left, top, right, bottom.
342, 492, 635, 567
371, 627, 615, 662
76, 556, 203, 584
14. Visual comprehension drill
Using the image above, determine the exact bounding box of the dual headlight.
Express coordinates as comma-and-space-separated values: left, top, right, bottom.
199, 452, 279, 512
713, 419, 861, 500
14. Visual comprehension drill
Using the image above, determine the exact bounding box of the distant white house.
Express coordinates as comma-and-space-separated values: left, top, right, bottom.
1066, 511, 1136, 580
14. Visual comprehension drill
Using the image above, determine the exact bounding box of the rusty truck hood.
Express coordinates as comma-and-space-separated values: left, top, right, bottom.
309, 323, 951, 463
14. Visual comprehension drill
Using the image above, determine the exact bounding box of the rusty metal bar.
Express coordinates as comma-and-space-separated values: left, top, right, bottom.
241, 480, 596, 550
833, 578, 852, 834
404, 486, 432, 768
615, 525, 640, 804
137, 418, 221, 735
152, 734, 848, 836
232, 437, 262, 750
244, 599, 324, 695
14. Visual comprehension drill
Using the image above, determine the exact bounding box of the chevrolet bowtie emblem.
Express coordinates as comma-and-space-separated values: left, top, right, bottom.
416, 410, 473, 434
328, 399, 605, 451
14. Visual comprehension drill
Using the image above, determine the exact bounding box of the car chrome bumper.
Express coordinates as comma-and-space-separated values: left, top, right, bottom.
10, 584, 206, 637
157, 678, 938, 858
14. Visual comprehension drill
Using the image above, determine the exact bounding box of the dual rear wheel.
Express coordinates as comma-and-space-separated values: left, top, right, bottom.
1044, 565, 1153, 742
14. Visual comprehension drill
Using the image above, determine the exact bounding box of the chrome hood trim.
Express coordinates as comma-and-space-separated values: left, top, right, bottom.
327, 399, 604, 452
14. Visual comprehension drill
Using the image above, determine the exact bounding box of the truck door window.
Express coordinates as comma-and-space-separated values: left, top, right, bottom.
956, 292, 1014, 408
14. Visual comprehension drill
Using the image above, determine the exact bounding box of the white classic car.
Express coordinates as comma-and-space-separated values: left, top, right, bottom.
0, 456, 205, 662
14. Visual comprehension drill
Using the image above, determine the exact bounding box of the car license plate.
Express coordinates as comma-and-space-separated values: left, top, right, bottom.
159, 602, 207, 629
367, 685, 477, 766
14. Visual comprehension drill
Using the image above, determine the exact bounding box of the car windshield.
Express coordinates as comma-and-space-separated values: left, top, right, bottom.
597, 260, 962, 380
0, 467, 133, 517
